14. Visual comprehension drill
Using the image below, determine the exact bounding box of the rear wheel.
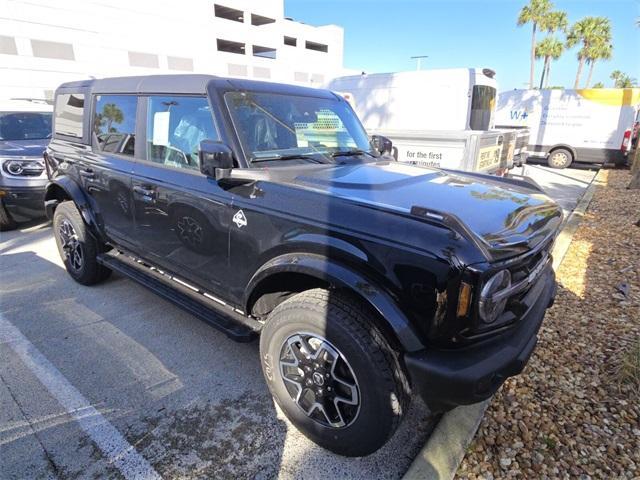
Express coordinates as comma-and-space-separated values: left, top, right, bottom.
259, 288, 410, 457
547, 148, 573, 169
53, 201, 111, 285
0, 202, 17, 231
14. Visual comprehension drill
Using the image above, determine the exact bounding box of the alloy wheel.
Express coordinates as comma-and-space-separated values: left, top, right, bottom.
550, 151, 568, 167
279, 333, 360, 428
58, 219, 83, 271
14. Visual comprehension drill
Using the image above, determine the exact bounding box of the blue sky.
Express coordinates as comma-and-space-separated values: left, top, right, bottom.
285, 0, 640, 91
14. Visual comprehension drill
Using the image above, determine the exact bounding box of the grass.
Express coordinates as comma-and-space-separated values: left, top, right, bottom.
611, 338, 640, 395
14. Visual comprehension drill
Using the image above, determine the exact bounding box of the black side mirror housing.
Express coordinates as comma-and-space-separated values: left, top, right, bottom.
199, 140, 234, 179
371, 135, 393, 156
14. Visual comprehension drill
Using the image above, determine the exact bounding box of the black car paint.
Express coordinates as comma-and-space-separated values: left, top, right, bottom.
45, 75, 562, 410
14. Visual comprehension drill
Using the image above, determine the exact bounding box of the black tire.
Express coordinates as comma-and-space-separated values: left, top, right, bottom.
259, 288, 410, 457
0, 202, 17, 231
53, 201, 111, 285
547, 148, 573, 169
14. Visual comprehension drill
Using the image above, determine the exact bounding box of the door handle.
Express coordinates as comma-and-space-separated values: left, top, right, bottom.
133, 185, 156, 197
79, 168, 95, 179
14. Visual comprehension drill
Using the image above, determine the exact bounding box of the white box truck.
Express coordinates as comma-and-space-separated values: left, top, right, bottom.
495, 88, 640, 168
327, 68, 528, 174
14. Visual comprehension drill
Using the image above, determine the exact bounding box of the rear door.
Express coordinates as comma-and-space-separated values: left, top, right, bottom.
130, 95, 234, 297
81, 94, 139, 249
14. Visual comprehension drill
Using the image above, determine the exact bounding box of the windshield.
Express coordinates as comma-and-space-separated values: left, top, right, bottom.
469, 85, 496, 131
224, 91, 373, 165
0, 112, 52, 141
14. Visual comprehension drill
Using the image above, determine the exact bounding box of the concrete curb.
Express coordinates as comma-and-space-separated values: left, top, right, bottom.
402, 169, 605, 480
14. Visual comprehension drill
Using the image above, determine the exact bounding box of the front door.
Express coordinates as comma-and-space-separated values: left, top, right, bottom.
130, 95, 233, 298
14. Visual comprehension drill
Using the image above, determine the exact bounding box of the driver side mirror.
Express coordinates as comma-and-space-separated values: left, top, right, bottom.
371, 135, 393, 156
199, 140, 234, 179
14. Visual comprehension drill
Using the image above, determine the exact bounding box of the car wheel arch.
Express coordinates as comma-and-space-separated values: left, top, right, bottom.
44, 179, 99, 233
548, 144, 576, 161
246, 252, 425, 353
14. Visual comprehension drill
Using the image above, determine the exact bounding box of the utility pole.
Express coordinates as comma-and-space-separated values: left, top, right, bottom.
410, 55, 428, 71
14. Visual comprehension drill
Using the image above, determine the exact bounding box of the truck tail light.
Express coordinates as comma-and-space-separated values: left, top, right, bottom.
621, 129, 631, 153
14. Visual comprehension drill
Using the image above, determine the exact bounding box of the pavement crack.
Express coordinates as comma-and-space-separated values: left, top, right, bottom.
0, 372, 63, 480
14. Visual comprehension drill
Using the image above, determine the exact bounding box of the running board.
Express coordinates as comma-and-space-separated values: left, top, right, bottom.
97, 251, 260, 343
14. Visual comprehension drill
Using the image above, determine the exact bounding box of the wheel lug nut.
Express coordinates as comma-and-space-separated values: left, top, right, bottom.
325, 373, 330, 378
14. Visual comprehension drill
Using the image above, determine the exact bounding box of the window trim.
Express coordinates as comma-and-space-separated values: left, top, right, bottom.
90, 93, 140, 159
136, 94, 220, 175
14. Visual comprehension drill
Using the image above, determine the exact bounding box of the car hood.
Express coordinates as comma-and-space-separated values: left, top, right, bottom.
0, 138, 49, 157
284, 161, 562, 261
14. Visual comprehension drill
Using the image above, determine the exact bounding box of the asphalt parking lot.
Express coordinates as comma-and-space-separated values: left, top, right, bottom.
0, 163, 599, 480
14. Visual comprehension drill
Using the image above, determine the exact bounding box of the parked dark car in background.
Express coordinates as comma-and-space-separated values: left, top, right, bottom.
0, 99, 52, 230
45, 75, 562, 456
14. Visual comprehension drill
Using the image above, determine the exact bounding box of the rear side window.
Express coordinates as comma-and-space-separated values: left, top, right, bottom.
93, 95, 137, 156
54, 93, 84, 138
469, 85, 496, 131
146, 96, 217, 171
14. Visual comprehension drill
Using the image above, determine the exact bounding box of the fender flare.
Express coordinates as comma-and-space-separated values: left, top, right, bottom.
44, 176, 100, 233
245, 252, 425, 352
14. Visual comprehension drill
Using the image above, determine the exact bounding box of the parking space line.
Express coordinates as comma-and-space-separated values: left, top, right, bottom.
0, 314, 161, 480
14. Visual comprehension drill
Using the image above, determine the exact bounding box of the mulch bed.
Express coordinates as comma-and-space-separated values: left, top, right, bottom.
456, 169, 640, 479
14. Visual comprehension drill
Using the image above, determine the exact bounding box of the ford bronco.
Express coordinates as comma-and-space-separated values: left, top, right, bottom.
45, 75, 562, 456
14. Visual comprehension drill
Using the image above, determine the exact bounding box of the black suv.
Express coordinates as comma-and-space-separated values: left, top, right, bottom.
45, 75, 562, 456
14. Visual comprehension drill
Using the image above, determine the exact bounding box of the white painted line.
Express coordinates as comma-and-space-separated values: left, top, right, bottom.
0, 314, 161, 480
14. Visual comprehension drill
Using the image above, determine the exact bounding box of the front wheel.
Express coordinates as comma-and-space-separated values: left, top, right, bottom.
259, 289, 410, 457
53, 201, 111, 285
0, 202, 17, 231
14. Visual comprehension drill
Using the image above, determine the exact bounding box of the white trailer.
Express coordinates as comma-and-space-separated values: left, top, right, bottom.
495, 88, 640, 168
327, 68, 525, 174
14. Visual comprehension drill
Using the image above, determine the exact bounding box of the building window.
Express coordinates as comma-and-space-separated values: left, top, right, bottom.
305, 41, 328, 53
168, 56, 194, 71
228, 64, 248, 77
93, 95, 137, 156
0, 35, 17, 55
294, 72, 309, 83
252, 45, 276, 59
253, 67, 270, 79
31, 40, 74, 60
283, 36, 297, 47
251, 13, 275, 26
128, 51, 159, 68
214, 4, 243, 22
311, 73, 325, 84
217, 39, 245, 55
54, 93, 84, 138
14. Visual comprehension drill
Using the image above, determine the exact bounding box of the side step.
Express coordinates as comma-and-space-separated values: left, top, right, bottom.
97, 251, 260, 343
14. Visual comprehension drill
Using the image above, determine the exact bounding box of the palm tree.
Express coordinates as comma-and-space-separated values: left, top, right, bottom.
584, 41, 612, 88
566, 16, 612, 89
536, 10, 568, 88
610, 70, 637, 88
536, 37, 564, 88
518, 0, 554, 89
101, 103, 124, 132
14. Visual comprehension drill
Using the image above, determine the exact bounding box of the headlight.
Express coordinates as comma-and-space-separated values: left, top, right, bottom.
1, 158, 45, 177
478, 269, 511, 323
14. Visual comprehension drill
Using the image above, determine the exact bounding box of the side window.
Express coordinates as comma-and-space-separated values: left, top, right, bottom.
93, 95, 137, 156
146, 96, 217, 171
54, 93, 84, 138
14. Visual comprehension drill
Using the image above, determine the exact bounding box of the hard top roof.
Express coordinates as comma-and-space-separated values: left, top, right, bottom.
55, 74, 337, 99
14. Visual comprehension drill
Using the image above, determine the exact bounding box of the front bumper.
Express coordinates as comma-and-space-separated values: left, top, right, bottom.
0, 185, 47, 221
404, 267, 556, 412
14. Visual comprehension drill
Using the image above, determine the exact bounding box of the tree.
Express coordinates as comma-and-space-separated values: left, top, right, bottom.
584, 28, 612, 88
100, 103, 123, 133
518, 0, 554, 89
567, 16, 612, 89
536, 37, 564, 88
610, 70, 638, 88
592, 81, 604, 88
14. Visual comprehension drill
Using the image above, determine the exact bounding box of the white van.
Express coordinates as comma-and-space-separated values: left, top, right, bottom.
495, 88, 640, 168
327, 68, 526, 174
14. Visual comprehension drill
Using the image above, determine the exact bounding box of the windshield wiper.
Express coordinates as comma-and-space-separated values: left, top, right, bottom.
330, 149, 376, 158
252, 153, 330, 164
